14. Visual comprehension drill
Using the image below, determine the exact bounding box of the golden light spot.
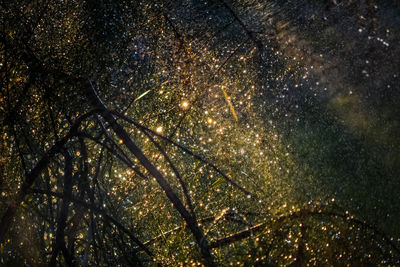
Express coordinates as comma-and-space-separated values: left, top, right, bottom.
156, 126, 163, 133
181, 100, 189, 109
118, 139, 123, 144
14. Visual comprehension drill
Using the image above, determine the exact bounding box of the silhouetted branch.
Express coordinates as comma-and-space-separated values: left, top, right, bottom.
210, 222, 266, 248
66, 137, 90, 258
139, 125, 196, 217
0, 110, 99, 243
145, 209, 251, 246
291, 222, 305, 267
209, 207, 400, 255
216, 0, 263, 52
28, 189, 156, 261
110, 110, 256, 199
86, 82, 215, 266
49, 150, 74, 267
77, 131, 149, 181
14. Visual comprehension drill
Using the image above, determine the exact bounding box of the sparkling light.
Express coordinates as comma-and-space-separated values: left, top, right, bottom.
181, 100, 190, 109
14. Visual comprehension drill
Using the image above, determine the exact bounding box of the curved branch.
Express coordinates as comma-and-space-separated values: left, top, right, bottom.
49, 150, 74, 267
0, 110, 99, 243
208, 208, 400, 255
77, 131, 149, 182
28, 189, 156, 261
138, 124, 196, 217
110, 110, 255, 199
86, 82, 215, 266
144, 210, 250, 247
216, 0, 263, 52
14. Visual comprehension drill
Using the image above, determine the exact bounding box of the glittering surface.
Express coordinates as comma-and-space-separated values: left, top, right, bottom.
1, 0, 400, 265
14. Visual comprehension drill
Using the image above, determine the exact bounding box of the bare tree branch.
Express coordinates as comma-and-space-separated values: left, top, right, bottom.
28, 189, 156, 261
209, 208, 400, 255
0, 110, 99, 243
86, 81, 216, 266
77, 131, 149, 182
49, 150, 74, 267
110, 109, 256, 199
139, 124, 196, 217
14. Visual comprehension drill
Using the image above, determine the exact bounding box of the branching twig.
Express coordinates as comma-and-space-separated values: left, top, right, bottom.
49, 150, 74, 267
216, 0, 263, 52
0, 110, 99, 243
86, 81, 215, 266
77, 131, 149, 182
110, 110, 256, 199
29, 189, 155, 261
138, 124, 196, 217
209, 208, 400, 255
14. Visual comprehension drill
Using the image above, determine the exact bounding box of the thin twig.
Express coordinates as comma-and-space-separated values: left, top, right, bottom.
29, 189, 156, 261
49, 150, 74, 267
86, 81, 215, 266
110, 110, 255, 199
138, 124, 196, 217
0, 110, 99, 243
78, 131, 149, 181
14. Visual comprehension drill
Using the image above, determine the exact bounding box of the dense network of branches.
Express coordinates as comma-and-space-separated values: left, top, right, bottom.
1, 0, 400, 266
